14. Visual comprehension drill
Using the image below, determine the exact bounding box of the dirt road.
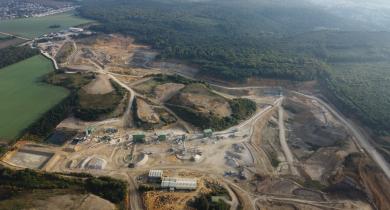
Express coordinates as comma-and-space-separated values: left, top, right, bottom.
127, 173, 144, 210
107, 73, 135, 127
292, 91, 390, 179
203, 81, 390, 179
278, 105, 299, 175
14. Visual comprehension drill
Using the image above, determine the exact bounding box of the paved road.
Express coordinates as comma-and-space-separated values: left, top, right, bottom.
278, 105, 299, 175
292, 91, 390, 179
40, 51, 59, 70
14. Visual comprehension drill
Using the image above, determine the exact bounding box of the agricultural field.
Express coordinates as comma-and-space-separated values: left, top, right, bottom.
0, 34, 26, 48
0, 12, 91, 39
0, 55, 69, 142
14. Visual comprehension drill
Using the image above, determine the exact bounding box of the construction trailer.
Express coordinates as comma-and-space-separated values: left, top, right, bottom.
133, 134, 146, 143
161, 177, 197, 191
85, 126, 95, 136
158, 134, 167, 141
203, 129, 213, 137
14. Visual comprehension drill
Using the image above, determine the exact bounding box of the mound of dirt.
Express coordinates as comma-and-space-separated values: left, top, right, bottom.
154, 83, 185, 102
82, 74, 114, 95
169, 83, 231, 118
136, 98, 160, 124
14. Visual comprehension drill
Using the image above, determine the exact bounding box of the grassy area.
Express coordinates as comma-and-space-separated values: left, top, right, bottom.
0, 55, 69, 142
0, 12, 91, 39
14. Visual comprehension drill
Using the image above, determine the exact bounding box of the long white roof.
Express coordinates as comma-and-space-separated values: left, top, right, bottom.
148, 169, 163, 178
161, 177, 197, 189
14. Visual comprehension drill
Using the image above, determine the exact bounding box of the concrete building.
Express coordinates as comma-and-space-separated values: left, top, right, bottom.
161, 177, 197, 190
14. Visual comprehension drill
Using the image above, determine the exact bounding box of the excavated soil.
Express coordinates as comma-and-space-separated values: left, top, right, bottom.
154, 83, 185, 102
136, 98, 160, 124
82, 74, 114, 94
169, 84, 231, 118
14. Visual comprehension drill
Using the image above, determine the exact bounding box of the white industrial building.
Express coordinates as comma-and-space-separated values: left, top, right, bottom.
69, 27, 84, 33
148, 169, 163, 178
161, 177, 197, 190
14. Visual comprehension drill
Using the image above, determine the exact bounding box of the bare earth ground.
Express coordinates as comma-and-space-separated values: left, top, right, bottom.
2, 33, 388, 210
82, 74, 114, 94
0, 190, 115, 210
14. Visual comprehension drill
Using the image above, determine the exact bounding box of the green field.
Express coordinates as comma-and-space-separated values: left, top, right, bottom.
0, 12, 91, 38
0, 55, 69, 141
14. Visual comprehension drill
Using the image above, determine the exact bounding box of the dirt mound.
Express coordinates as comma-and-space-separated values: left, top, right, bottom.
82, 74, 114, 95
154, 83, 185, 102
136, 98, 160, 124
170, 83, 231, 118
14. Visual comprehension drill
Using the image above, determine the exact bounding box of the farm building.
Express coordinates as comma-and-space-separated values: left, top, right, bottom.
161, 177, 197, 190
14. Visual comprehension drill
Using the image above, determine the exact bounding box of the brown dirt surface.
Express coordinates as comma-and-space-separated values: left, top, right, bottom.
283, 98, 350, 157
170, 83, 231, 118
0, 190, 115, 210
359, 159, 390, 210
256, 178, 299, 195
0, 38, 26, 49
303, 148, 344, 182
71, 34, 158, 76
136, 98, 160, 124
82, 74, 114, 95
329, 154, 390, 210
154, 83, 185, 102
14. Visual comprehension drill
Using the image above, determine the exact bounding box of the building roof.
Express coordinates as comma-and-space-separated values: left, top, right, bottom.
161, 177, 197, 189
148, 169, 163, 178
203, 129, 213, 133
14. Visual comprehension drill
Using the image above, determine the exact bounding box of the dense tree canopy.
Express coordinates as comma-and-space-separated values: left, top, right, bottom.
0, 46, 39, 69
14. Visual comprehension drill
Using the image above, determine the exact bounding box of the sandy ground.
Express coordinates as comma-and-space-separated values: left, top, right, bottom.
136, 98, 160, 124
33, 193, 116, 210
83, 74, 114, 94
154, 83, 185, 102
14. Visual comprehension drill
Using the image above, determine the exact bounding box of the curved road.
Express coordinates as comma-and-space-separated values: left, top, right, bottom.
210, 82, 390, 179
292, 91, 390, 179
278, 105, 299, 176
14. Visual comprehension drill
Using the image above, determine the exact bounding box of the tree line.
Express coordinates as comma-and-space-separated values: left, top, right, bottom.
0, 46, 39, 69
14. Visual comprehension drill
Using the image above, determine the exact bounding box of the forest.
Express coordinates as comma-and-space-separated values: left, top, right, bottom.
0, 46, 39, 69
78, 0, 327, 81
0, 167, 127, 205
77, 0, 390, 136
